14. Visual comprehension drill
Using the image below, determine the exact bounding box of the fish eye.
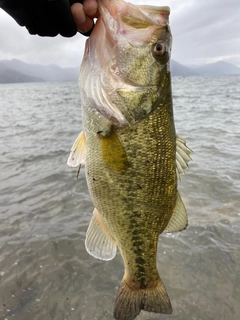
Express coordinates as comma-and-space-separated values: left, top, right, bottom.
152, 42, 169, 64
153, 43, 166, 56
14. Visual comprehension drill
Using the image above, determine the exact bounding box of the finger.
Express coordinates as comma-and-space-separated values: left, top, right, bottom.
83, 0, 99, 19
71, 3, 94, 34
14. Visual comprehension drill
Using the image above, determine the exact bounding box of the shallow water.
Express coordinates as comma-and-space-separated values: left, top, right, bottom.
0, 76, 239, 320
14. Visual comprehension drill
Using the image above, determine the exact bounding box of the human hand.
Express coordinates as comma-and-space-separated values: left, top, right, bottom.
71, 0, 99, 35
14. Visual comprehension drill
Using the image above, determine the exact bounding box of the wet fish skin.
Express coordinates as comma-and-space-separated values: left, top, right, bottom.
68, 1, 192, 319
83, 72, 175, 319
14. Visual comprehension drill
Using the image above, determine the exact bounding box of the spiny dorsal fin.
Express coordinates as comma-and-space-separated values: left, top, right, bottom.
85, 208, 117, 261
67, 130, 86, 168
176, 136, 192, 180
163, 192, 188, 233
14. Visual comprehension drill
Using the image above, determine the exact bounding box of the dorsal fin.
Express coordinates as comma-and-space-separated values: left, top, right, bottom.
176, 136, 192, 180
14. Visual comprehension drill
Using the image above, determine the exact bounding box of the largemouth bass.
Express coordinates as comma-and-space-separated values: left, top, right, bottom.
68, 0, 192, 319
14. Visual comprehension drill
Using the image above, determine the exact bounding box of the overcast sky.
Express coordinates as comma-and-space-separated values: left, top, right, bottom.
0, 0, 239, 68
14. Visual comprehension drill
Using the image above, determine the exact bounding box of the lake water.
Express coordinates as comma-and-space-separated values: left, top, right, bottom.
0, 75, 239, 320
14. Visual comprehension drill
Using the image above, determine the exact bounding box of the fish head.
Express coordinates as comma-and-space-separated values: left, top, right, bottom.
80, 0, 172, 126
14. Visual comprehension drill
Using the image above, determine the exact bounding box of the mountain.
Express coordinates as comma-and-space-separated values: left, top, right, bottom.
0, 59, 239, 84
0, 59, 79, 83
171, 60, 199, 76
190, 61, 240, 76
0, 68, 44, 84
0, 58, 197, 83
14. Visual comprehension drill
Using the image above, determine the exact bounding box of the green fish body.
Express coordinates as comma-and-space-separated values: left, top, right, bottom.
68, 1, 192, 319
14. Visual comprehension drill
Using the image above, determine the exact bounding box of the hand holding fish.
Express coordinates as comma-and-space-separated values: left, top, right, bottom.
71, 0, 99, 35
0, 0, 98, 37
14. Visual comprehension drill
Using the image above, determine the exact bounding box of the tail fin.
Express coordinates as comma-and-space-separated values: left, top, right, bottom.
114, 279, 172, 320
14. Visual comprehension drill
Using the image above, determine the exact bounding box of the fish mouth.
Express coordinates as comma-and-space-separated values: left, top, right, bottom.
99, 0, 170, 47
100, 1, 170, 28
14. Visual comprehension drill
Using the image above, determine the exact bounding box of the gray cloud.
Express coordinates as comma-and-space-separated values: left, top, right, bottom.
166, 0, 240, 66
0, 0, 239, 67
0, 9, 86, 67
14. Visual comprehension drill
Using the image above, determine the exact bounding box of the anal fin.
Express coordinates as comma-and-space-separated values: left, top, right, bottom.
164, 192, 188, 233
85, 208, 117, 261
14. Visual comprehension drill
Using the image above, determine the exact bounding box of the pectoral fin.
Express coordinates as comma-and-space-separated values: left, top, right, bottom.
67, 131, 86, 168
176, 136, 192, 180
85, 208, 117, 261
163, 192, 188, 233
98, 129, 128, 173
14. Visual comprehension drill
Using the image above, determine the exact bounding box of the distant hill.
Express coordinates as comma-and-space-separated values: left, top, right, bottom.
171, 60, 199, 76
0, 59, 239, 84
0, 59, 79, 83
190, 61, 240, 76
0, 68, 43, 84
